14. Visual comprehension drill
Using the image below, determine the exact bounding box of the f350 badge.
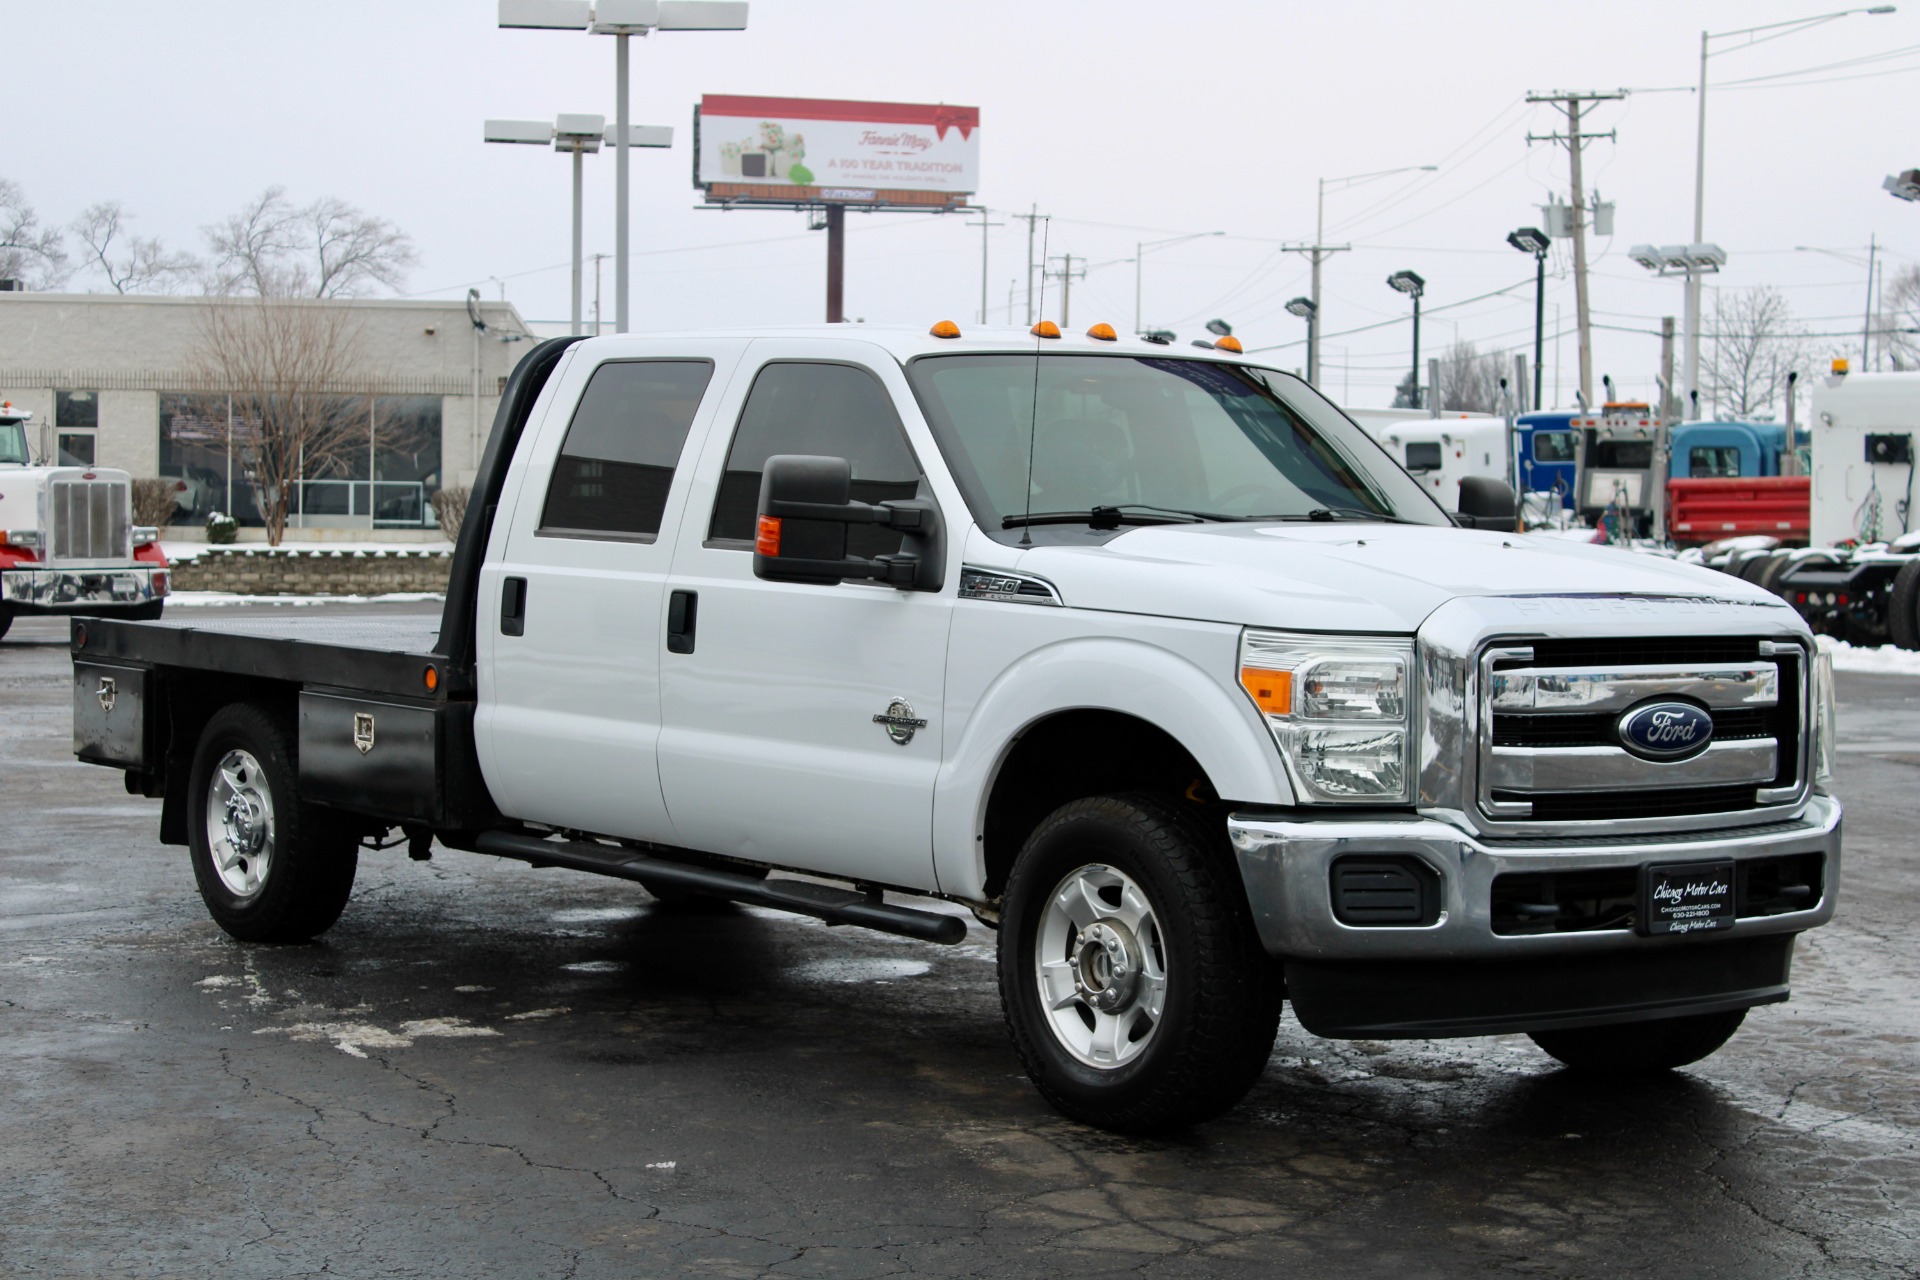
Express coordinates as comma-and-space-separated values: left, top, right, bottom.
873, 698, 927, 746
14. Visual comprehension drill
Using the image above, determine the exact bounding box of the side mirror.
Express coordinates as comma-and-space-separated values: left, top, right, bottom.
752, 454, 943, 591
1454, 476, 1518, 532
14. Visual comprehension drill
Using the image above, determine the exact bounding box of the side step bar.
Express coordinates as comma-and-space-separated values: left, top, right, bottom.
473, 830, 968, 945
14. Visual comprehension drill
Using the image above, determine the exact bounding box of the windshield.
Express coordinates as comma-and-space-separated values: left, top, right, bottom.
0, 423, 30, 466
906, 354, 1447, 537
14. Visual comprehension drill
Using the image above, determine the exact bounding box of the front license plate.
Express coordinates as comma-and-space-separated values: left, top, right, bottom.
1640, 860, 1736, 936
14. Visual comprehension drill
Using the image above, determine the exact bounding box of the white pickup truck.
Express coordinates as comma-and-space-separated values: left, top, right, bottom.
70, 327, 1840, 1132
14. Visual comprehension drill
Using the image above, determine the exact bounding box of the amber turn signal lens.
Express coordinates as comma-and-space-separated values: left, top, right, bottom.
929, 319, 962, 338
1030, 320, 1061, 338
1239, 666, 1291, 716
1213, 335, 1244, 353
755, 515, 782, 556
1086, 323, 1117, 341
423, 665, 439, 692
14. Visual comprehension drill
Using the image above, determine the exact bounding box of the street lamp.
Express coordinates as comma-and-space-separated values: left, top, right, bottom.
499, 0, 748, 333
1886, 168, 1920, 202
1284, 297, 1317, 376
1685, 5, 1894, 405
1387, 270, 1426, 409
1290, 164, 1436, 385
1631, 244, 1726, 412
1132, 231, 1223, 335
1506, 226, 1550, 411
485, 114, 671, 335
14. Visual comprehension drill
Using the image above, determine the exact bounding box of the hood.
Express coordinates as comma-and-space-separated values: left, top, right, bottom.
1009, 523, 1789, 633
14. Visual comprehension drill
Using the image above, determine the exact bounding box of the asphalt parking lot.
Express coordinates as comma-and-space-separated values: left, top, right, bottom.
3, 603, 1916, 1279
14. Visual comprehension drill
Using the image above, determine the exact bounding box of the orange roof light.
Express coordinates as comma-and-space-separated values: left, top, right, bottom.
1030, 320, 1061, 338
1832, 357, 1850, 375
929, 319, 962, 339
1086, 323, 1118, 341
1213, 335, 1244, 354
1239, 666, 1292, 717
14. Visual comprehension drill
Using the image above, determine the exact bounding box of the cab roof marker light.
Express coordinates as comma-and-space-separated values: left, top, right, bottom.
929, 319, 962, 339
1213, 335, 1244, 353
1030, 320, 1061, 338
1086, 323, 1118, 341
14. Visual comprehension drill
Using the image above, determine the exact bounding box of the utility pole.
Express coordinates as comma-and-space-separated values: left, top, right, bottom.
1010, 205, 1047, 325
1863, 233, 1879, 367
1527, 89, 1623, 408
1045, 253, 1086, 327
966, 207, 1005, 324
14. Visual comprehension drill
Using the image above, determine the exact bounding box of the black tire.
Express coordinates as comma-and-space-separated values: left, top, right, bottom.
187, 702, 358, 944
1738, 552, 1780, 584
1889, 560, 1920, 651
997, 794, 1281, 1133
1755, 553, 1798, 597
1528, 1008, 1746, 1073
0, 608, 11, 641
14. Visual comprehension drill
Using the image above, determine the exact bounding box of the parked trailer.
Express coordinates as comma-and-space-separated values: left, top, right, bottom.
1345, 409, 1506, 512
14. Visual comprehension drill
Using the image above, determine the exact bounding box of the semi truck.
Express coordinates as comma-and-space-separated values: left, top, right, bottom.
68, 327, 1840, 1132
1, 400, 169, 640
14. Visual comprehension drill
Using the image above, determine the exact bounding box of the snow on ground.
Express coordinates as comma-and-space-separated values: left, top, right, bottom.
166, 592, 446, 608
161, 539, 453, 562
1817, 634, 1920, 677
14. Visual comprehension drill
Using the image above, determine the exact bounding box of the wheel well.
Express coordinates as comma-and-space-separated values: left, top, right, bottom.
980, 710, 1217, 901
156, 671, 297, 845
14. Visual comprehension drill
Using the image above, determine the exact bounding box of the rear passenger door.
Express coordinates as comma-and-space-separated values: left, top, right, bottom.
477, 347, 739, 841
656, 343, 957, 889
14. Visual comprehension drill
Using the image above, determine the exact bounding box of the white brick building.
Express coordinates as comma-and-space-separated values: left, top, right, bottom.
0, 292, 532, 536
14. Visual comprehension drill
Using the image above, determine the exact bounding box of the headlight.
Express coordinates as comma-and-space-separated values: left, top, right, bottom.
1239, 630, 1415, 804
1812, 648, 1836, 789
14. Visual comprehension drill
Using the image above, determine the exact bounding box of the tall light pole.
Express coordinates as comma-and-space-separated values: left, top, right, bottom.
1388, 270, 1426, 409
1284, 297, 1317, 378
1132, 231, 1224, 335
499, 0, 748, 333
1284, 164, 1435, 385
1506, 226, 1550, 411
1632, 243, 1725, 416
1687, 5, 1895, 401
485, 114, 668, 335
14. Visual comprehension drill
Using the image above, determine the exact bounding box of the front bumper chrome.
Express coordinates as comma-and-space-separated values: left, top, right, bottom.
2, 564, 167, 613
1229, 792, 1840, 961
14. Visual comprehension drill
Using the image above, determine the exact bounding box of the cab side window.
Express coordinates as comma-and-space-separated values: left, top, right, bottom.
708, 361, 923, 558
540, 360, 713, 539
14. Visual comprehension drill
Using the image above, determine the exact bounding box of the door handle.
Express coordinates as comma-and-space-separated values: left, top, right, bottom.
667, 590, 697, 654
500, 576, 527, 637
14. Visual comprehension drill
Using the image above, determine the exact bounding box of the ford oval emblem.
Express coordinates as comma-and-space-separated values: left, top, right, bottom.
1618, 701, 1714, 761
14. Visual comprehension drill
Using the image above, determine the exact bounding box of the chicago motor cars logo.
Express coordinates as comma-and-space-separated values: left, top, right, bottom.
1617, 701, 1714, 760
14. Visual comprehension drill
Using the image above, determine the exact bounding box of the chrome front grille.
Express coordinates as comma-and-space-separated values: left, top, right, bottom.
49, 479, 131, 564
1476, 635, 1807, 828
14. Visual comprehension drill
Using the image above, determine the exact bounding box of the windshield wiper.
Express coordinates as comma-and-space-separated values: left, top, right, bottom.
1002, 504, 1224, 531
1250, 506, 1415, 525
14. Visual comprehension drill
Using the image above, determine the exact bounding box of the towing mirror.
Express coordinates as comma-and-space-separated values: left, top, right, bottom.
753, 454, 943, 591
1455, 476, 1519, 531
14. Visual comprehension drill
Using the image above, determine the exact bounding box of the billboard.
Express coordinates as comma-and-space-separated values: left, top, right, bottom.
695, 95, 979, 206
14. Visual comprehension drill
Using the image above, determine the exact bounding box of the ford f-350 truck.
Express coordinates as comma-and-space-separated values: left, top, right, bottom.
69, 327, 1840, 1132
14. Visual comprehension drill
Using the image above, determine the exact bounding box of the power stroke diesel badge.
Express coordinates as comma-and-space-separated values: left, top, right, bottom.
1617, 701, 1713, 761
873, 698, 928, 746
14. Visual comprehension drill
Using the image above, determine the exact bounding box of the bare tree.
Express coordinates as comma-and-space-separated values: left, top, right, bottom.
0, 178, 69, 288
187, 298, 373, 545
71, 201, 197, 294
1437, 340, 1505, 414
1879, 264, 1920, 371
1705, 287, 1806, 419
203, 187, 417, 298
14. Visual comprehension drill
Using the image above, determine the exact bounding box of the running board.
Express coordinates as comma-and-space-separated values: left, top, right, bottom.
473, 830, 967, 945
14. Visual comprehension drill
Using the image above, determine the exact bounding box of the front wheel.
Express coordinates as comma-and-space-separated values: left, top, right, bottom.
997, 794, 1281, 1133
1528, 1008, 1746, 1073
188, 702, 358, 943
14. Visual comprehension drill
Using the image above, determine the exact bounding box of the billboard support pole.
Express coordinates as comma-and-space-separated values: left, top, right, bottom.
614, 32, 630, 334
825, 204, 846, 323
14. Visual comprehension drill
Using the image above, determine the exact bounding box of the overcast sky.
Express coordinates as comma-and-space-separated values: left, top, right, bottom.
8, 0, 1916, 407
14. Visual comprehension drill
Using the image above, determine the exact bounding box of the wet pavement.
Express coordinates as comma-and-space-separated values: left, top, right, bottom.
2, 604, 1915, 1278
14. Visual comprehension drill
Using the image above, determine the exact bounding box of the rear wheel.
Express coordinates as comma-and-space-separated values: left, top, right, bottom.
1888, 560, 1920, 651
1528, 1008, 1746, 1073
997, 794, 1281, 1133
188, 703, 358, 943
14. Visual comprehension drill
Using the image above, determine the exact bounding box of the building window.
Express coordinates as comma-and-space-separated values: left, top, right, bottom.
159, 394, 239, 523
55, 390, 98, 467
373, 396, 442, 527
